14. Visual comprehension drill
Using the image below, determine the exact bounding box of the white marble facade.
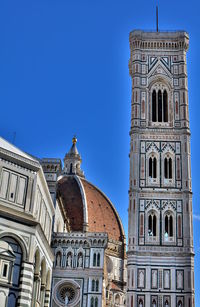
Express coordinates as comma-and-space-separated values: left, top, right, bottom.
127, 30, 195, 306
0, 138, 54, 307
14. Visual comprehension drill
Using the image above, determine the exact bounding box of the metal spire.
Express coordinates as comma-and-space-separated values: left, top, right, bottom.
156, 5, 159, 32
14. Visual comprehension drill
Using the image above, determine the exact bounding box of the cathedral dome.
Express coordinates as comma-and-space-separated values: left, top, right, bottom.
56, 175, 125, 242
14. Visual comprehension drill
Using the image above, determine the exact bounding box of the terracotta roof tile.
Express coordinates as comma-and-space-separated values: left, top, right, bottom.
80, 178, 123, 242
57, 176, 84, 231
56, 175, 124, 242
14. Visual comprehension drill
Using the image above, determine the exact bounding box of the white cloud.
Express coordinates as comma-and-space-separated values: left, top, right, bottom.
193, 214, 200, 221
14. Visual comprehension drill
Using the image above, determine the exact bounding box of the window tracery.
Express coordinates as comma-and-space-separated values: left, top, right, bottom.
152, 88, 168, 123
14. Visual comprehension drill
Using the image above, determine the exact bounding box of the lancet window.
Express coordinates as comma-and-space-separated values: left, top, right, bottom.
164, 213, 173, 238
91, 297, 98, 307
92, 280, 95, 291
164, 157, 172, 179
139, 299, 143, 307
152, 299, 157, 307
148, 213, 157, 236
93, 253, 96, 266
91, 297, 94, 307
152, 89, 168, 123
91, 279, 99, 292
93, 253, 100, 267
178, 301, 183, 307
149, 157, 157, 178
164, 300, 169, 307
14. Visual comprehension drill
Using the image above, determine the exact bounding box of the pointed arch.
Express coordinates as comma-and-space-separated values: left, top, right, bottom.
148, 211, 157, 237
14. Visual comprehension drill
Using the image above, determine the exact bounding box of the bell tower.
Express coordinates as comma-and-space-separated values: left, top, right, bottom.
127, 31, 195, 306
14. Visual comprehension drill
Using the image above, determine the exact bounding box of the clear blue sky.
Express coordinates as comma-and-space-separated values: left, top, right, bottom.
1, 0, 200, 303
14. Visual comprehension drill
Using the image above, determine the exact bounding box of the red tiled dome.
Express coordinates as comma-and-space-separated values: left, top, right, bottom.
56, 175, 124, 242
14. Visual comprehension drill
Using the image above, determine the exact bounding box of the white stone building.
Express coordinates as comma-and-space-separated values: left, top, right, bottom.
0, 136, 127, 307
0, 137, 54, 307
41, 137, 127, 307
127, 30, 195, 306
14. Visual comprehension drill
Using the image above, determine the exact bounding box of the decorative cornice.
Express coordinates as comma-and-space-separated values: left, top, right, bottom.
129, 30, 189, 51
0, 147, 40, 171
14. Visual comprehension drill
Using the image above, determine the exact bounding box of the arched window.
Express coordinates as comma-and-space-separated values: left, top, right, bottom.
95, 297, 98, 307
91, 297, 94, 307
149, 157, 152, 177
139, 299, 143, 307
169, 215, 173, 236
70, 163, 73, 173
169, 158, 172, 178
152, 299, 157, 307
178, 301, 182, 307
149, 157, 157, 178
92, 280, 95, 291
152, 90, 157, 122
96, 280, 99, 291
93, 253, 96, 266
164, 214, 173, 237
158, 90, 162, 122
153, 215, 157, 236
165, 300, 169, 307
152, 88, 169, 123
97, 253, 100, 267
153, 157, 157, 178
148, 213, 157, 236
163, 90, 168, 122
164, 157, 173, 179
148, 215, 152, 235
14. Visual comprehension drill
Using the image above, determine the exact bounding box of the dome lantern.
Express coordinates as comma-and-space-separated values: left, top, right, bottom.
63, 137, 84, 178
